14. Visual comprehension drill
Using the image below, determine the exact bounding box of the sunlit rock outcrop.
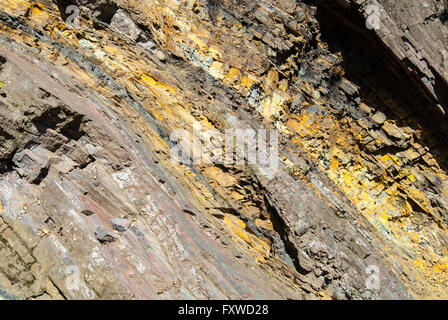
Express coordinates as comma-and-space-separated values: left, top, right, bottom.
0, 0, 447, 299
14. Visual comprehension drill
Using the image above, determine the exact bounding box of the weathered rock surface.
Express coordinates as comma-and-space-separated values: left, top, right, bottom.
0, 0, 447, 299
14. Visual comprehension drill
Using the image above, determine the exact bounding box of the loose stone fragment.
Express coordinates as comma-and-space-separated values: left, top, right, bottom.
110, 218, 129, 233
95, 227, 117, 243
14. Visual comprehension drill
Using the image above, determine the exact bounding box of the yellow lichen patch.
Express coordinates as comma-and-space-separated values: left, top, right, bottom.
380, 154, 402, 169
137, 73, 176, 95
208, 61, 226, 80
148, 127, 169, 149
240, 74, 259, 89
208, 47, 222, 60
6, 0, 448, 298
263, 69, 279, 93
1, 0, 32, 17
284, 97, 448, 297
223, 67, 240, 86
204, 167, 237, 188
408, 231, 420, 243
255, 219, 274, 232
151, 108, 165, 121
197, 116, 216, 130
28, 4, 53, 27
278, 79, 289, 92
188, 33, 210, 50
103, 45, 121, 56
316, 290, 333, 300
433, 263, 448, 273
259, 92, 287, 119
223, 215, 270, 262
414, 258, 427, 270
184, 165, 195, 177
285, 110, 324, 139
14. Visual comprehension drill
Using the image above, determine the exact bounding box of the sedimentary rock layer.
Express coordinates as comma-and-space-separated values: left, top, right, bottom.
0, 0, 447, 299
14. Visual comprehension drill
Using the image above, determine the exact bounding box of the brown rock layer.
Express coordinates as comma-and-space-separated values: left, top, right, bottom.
0, 0, 447, 299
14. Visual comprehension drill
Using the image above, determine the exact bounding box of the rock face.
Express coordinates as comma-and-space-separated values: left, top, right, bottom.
0, 0, 447, 299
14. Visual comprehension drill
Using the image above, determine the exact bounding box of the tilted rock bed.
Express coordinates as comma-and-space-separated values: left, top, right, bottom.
0, 0, 447, 299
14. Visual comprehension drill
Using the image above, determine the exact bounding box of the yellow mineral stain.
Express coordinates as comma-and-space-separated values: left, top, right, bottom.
240, 74, 258, 88
434, 263, 448, 273
2, 0, 31, 16
224, 215, 270, 262
138, 73, 176, 95
414, 258, 427, 270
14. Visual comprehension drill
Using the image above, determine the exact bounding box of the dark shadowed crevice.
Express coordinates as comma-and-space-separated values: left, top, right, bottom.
0, 55, 6, 71
308, 0, 448, 169
262, 194, 311, 276
53, 0, 118, 24
207, 0, 221, 22
31, 165, 50, 185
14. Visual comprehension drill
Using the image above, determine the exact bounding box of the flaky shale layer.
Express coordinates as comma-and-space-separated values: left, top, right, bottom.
0, 0, 447, 299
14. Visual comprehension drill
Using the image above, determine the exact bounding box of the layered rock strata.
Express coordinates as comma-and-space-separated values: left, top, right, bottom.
0, 0, 447, 299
